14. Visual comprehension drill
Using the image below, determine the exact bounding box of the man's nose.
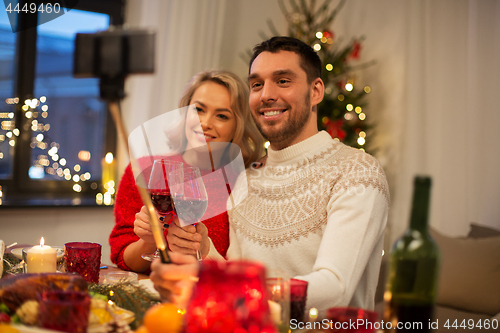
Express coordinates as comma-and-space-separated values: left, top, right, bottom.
260, 83, 277, 102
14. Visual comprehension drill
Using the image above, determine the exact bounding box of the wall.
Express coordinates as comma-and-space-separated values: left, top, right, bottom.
1, 207, 114, 263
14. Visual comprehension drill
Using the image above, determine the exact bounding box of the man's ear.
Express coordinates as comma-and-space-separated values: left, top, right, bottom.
310, 78, 325, 107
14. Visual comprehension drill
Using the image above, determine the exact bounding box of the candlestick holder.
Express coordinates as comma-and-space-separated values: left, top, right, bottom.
38, 290, 90, 333
184, 260, 277, 333
64, 242, 101, 283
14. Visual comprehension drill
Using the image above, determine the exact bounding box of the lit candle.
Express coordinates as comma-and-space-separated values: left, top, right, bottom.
26, 237, 57, 273
268, 300, 282, 324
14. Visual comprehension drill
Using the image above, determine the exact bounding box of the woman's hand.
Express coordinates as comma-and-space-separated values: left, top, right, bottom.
134, 205, 172, 245
167, 217, 210, 258
133, 205, 157, 244
150, 251, 199, 309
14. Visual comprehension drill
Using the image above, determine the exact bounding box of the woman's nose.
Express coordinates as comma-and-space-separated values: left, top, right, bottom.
199, 114, 212, 129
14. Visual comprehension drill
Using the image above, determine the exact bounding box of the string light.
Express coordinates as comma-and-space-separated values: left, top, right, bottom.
96, 193, 103, 205
344, 113, 354, 121
105, 152, 113, 164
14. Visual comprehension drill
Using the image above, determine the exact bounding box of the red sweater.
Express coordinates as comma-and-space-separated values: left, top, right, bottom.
109, 157, 231, 271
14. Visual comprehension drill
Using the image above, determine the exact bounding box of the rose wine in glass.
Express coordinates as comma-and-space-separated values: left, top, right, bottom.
168, 166, 208, 261
141, 159, 183, 262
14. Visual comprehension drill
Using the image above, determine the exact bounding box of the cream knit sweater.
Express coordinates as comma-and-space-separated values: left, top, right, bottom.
207, 131, 389, 313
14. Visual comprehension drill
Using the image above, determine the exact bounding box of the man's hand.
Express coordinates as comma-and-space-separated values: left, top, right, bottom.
150, 251, 199, 309
166, 217, 210, 258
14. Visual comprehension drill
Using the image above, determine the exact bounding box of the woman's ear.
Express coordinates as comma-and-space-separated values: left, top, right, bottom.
310, 78, 325, 107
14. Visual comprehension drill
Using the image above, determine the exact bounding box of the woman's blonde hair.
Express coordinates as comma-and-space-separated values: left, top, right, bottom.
175, 70, 264, 168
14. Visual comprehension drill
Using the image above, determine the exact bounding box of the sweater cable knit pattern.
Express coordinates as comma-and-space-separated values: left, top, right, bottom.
229, 140, 389, 248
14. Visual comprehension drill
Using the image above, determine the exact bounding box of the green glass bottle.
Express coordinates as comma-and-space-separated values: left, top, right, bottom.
384, 176, 440, 333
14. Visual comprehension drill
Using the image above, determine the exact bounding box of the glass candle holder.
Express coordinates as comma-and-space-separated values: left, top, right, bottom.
325, 307, 378, 333
37, 290, 90, 333
184, 260, 276, 333
22, 245, 57, 273
266, 275, 290, 327
290, 278, 308, 322
64, 242, 101, 283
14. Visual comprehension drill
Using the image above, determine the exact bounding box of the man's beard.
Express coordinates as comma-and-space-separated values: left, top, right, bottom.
254, 93, 311, 147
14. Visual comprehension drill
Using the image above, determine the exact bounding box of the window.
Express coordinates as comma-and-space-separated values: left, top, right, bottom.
0, 1, 123, 207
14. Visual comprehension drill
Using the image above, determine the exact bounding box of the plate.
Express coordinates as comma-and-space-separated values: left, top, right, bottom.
11, 247, 64, 260
139, 278, 160, 297
7, 324, 60, 333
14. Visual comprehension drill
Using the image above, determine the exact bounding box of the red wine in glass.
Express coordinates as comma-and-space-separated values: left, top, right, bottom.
150, 190, 176, 217
141, 159, 183, 262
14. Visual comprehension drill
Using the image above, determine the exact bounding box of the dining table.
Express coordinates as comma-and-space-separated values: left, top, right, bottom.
1, 245, 336, 333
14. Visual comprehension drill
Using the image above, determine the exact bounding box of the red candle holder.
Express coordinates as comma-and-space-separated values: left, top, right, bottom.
290, 278, 308, 322
64, 242, 101, 283
37, 290, 90, 333
325, 307, 378, 333
184, 260, 277, 333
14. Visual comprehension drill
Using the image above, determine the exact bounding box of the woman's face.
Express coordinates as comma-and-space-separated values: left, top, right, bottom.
185, 81, 237, 150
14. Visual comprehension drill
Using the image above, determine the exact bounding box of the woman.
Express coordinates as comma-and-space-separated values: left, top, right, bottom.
109, 70, 264, 273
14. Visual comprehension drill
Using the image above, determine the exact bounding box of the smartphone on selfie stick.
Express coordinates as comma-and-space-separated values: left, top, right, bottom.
73, 27, 171, 263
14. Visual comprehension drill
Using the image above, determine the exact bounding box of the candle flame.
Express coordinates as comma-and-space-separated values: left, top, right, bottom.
40, 237, 45, 247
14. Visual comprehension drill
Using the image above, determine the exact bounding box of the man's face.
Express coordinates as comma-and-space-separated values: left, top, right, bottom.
248, 51, 318, 150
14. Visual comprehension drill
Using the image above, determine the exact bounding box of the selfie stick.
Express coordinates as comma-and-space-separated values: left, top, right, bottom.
74, 28, 171, 263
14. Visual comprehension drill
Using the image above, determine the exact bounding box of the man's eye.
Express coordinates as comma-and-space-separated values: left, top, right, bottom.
251, 82, 262, 89
278, 79, 289, 84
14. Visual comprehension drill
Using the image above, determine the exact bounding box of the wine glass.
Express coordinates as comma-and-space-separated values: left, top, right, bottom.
141, 159, 183, 261
168, 166, 208, 261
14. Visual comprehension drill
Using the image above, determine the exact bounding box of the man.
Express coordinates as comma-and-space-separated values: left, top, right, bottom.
151, 36, 389, 314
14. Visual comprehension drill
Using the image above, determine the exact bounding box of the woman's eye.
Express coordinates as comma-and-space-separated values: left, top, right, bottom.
195, 107, 203, 112
217, 114, 229, 120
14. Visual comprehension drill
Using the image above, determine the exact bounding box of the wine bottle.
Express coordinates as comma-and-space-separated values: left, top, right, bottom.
383, 176, 440, 333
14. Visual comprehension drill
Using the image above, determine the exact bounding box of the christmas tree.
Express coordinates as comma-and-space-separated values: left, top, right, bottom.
246, 0, 375, 151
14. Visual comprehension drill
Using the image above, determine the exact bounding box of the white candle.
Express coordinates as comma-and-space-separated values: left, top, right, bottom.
26, 237, 57, 273
268, 300, 282, 324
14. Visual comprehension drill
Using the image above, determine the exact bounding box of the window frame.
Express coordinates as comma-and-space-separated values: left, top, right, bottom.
1, 0, 123, 207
